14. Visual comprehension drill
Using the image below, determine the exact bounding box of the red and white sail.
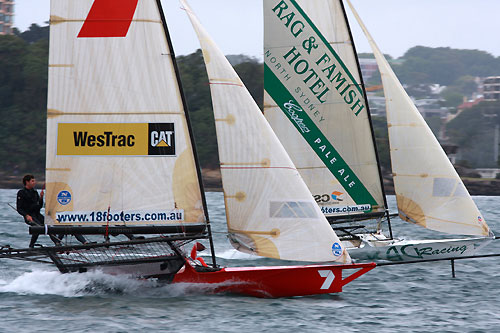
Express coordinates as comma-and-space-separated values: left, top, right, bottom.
46, 0, 205, 227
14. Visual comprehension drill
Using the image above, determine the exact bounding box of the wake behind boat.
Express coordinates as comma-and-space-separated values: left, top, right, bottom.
263, 0, 494, 261
0, 0, 375, 298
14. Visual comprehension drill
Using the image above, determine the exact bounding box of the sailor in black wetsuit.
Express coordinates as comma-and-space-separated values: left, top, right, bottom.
16, 174, 62, 248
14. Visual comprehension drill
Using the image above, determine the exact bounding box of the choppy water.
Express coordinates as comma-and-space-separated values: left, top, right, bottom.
1, 189, 499, 332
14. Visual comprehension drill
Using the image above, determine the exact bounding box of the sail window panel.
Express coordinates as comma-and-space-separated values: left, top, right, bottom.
432, 178, 456, 197
300, 202, 318, 218
453, 182, 469, 198
270, 201, 318, 219
287, 202, 306, 218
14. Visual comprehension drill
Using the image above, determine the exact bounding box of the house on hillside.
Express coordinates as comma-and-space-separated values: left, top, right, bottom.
483, 76, 500, 101
0, 0, 14, 35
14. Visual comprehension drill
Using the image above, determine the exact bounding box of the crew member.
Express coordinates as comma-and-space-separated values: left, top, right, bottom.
16, 174, 61, 248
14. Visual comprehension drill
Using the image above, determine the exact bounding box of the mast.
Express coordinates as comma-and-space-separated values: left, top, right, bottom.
155, 0, 217, 267
339, 0, 393, 238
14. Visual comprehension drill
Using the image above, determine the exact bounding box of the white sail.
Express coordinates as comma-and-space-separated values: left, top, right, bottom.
46, 0, 205, 227
181, 0, 350, 263
346, 0, 491, 236
263, 0, 386, 220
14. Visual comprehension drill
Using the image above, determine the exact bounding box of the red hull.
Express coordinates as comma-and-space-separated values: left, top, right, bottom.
172, 261, 376, 298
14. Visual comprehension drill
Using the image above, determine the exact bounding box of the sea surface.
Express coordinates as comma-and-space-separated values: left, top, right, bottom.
0, 189, 499, 332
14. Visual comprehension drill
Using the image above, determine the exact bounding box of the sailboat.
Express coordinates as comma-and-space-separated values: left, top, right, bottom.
0, 0, 375, 297
263, 0, 494, 261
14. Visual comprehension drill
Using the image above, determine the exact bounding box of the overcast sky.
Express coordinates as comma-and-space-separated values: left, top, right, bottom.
14, 0, 500, 60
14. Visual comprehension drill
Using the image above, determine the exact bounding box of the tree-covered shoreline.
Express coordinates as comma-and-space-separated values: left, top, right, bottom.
1, 24, 500, 193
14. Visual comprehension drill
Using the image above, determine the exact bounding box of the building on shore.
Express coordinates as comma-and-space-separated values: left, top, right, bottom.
0, 0, 14, 35
483, 76, 500, 101
359, 58, 378, 81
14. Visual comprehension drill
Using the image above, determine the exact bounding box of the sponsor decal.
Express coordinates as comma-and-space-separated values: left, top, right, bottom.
361, 244, 471, 262
56, 209, 184, 223
283, 101, 310, 133
265, 67, 376, 206
78, 0, 139, 38
57, 123, 175, 156
265, 0, 366, 117
264, 0, 378, 206
314, 191, 344, 203
331, 191, 344, 201
321, 204, 371, 215
148, 123, 175, 156
331, 242, 343, 256
318, 270, 335, 289
57, 190, 72, 205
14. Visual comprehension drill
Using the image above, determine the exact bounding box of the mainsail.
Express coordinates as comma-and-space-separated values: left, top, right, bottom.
45, 0, 207, 231
263, 0, 387, 222
346, 0, 491, 236
182, 0, 350, 263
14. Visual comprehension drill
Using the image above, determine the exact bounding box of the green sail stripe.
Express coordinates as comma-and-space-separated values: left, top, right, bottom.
288, 0, 363, 96
265, 64, 376, 206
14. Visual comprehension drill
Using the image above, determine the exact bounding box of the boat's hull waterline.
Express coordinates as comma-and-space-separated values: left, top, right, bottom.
172, 261, 376, 298
0, 240, 374, 298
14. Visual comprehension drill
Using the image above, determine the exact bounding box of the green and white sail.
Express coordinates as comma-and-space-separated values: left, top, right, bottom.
263, 0, 386, 220
182, 0, 350, 263
45, 0, 206, 228
346, 0, 491, 236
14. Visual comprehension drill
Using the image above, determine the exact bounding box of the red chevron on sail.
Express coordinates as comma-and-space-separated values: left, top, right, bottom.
78, 0, 139, 38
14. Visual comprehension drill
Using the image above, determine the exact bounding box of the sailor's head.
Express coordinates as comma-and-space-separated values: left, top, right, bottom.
22, 174, 36, 189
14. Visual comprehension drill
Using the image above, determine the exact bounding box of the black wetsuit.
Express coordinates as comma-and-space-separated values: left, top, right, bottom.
16, 187, 60, 247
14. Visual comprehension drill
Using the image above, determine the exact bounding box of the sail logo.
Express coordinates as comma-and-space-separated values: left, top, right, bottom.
78, 0, 139, 38
331, 242, 343, 256
148, 123, 175, 156
331, 191, 344, 202
57, 191, 72, 205
318, 270, 335, 289
282, 101, 310, 133
313, 191, 344, 203
57, 123, 175, 156
266, 0, 366, 116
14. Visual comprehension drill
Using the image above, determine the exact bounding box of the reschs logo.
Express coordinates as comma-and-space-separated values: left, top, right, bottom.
148, 123, 175, 156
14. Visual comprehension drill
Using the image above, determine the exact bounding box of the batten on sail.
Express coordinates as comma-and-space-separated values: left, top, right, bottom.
45, 0, 206, 230
263, 0, 387, 222
182, 0, 350, 263
346, 0, 491, 237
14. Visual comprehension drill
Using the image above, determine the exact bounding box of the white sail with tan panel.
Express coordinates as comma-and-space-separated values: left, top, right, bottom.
346, 0, 491, 236
181, 0, 350, 263
263, 0, 387, 221
46, 0, 205, 228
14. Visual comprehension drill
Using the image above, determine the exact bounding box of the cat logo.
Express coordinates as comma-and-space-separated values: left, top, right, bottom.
151, 130, 173, 147
148, 123, 175, 155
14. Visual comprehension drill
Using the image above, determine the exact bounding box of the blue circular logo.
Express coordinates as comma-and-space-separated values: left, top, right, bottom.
57, 190, 72, 205
332, 242, 342, 256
